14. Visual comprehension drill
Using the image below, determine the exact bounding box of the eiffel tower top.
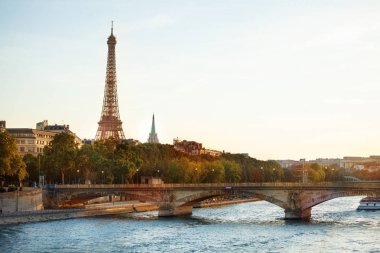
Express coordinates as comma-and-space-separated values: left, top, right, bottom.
107, 21, 116, 44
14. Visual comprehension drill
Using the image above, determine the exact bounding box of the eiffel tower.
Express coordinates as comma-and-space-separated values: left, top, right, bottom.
95, 22, 126, 141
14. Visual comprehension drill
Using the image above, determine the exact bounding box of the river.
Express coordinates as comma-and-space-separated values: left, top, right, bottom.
0, 196, 379, 252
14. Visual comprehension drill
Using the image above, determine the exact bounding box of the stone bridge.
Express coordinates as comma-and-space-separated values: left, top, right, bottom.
44, 182, 380, 220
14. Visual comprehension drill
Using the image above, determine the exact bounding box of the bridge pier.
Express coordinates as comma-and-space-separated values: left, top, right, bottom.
158, 205, 193, 217
284, 208, 311, 220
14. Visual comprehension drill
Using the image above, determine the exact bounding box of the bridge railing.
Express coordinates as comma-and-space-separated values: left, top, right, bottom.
45, 181, 380, 190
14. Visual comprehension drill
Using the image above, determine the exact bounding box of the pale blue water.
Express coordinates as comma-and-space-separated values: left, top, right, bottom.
1, 196, 379, 253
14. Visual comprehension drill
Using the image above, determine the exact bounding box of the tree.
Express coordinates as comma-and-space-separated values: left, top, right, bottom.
309, 163, 326, 182
0, 130, 27, 186
113, 148, 143, 184
91, 140, 116, 182
75, 144, 97, 183
201, 160, 225, 183
43, 132, 78, 184
23, 154, 39, 185
222, 160, 241, 183
166, 158, 192, 183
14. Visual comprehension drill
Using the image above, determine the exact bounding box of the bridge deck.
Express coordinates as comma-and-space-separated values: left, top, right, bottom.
46, 182, 380, 191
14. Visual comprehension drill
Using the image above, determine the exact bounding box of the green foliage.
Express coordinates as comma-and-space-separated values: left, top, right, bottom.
0, 131, 27, 184
43, 132, 78, 184
166, 158, 192, 183
13, 156, 27, 183
222, 160, 241, 183
23, 154, 39, 185
201, 160, 225, 183
38, 138, 303, 184
308, 163, 324, 182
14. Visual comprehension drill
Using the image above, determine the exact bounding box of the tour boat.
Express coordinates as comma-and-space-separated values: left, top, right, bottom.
357, 197, 380, 210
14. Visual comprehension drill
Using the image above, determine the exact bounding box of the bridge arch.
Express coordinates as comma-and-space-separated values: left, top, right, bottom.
303, 190, 369, 210
174, 190, 289, 210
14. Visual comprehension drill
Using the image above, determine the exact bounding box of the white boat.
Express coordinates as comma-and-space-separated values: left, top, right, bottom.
357, 197, 380, 210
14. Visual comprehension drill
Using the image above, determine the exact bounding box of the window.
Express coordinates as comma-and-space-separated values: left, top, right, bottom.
28, 140, 34, 144
20, 147, 25, 152
20, 140, 25, 144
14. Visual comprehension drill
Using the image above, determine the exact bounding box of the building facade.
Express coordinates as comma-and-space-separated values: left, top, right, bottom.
340, 156, 380, 171
7, 128, 56, 156
173, 138, 221, 157
6, 120, 81, 157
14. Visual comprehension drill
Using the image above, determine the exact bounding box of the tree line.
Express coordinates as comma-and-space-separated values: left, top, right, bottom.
0, 131, 359, 187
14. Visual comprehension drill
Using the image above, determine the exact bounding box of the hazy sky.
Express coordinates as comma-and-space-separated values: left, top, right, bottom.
1, 0, 380, 160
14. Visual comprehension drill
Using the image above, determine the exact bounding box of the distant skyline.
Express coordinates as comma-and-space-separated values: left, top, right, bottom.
1, 1, 380, 160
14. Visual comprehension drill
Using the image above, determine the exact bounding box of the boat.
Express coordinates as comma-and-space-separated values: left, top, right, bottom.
357, 197, 380, 210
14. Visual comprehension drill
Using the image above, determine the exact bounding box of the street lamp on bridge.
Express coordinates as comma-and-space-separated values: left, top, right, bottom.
76, 169, 80, 184
136, 169, 140, 184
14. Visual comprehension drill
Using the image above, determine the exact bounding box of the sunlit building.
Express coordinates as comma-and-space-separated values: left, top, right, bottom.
173, 138, 221, 157
5, 120, 82, 157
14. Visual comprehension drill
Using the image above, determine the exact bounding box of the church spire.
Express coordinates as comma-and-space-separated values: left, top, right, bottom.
151, 114, 156, 134
147, 114, 159, 144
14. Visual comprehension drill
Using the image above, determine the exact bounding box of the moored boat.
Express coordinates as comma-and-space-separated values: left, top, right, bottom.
357, 197, 380, 210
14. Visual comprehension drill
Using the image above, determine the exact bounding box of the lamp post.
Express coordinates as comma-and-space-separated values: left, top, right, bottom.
260, 167, 264, 182
77, 169, 80, 184
101, 170, 104, 184
272, 168, 276, 182
38, 155, 41, 187
331, 168, 335, 181
136, 169, 140, 184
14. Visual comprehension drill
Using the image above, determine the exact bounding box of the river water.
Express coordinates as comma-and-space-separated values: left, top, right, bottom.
1, 196, 379, 253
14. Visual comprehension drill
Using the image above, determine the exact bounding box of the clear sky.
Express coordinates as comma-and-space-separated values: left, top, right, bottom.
1, 0, 380, 160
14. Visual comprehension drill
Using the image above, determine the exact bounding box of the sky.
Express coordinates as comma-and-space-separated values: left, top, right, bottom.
1, 0, 380, 160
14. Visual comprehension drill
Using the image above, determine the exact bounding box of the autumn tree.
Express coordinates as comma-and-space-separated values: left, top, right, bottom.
0, 130, 27, 186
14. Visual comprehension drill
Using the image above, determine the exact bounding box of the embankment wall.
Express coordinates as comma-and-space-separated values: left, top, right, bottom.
0, 188, 43, 213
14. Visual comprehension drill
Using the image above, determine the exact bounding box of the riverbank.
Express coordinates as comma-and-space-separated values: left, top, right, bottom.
0, 202, 157, 225
0, 198, 259, 225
